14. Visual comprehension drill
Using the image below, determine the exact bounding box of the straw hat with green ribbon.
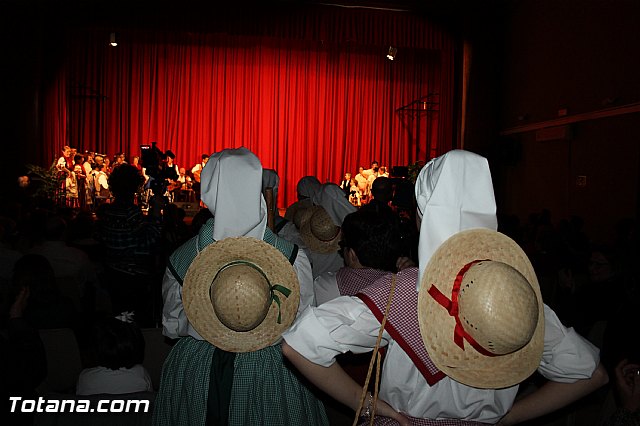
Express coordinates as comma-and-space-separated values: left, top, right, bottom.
418, 228, 544, 389
183, 237, 300, 353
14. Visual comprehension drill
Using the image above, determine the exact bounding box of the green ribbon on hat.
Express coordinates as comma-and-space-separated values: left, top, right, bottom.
216, 259, 292, 325
270, 284, 292, 324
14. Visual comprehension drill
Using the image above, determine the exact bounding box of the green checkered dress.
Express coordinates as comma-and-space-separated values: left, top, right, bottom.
153, 219, 328, 426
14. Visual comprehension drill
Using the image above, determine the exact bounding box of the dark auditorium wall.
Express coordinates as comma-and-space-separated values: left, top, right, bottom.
489, 0, 640, 244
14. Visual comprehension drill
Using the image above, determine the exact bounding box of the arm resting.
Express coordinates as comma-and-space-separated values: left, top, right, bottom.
499, 362, 609, 425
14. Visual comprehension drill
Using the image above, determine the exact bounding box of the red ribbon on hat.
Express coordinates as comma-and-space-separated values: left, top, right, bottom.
427, 259, 497, 357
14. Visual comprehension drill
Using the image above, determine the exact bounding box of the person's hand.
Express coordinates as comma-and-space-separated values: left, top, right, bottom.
9, 287, 30, 319
370, 398, 411, 426
615, 359, 640, 412
396, 256, 416, 271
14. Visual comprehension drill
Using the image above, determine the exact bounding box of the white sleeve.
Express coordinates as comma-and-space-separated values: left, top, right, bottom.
282, 296, 389, 367
293, 248, 315, 314
161, 267, 189, 339
538, 304, 600, 382
314, 272, 341, 306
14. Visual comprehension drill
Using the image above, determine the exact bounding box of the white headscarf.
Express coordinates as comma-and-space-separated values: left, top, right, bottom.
296, 176, 321, 200
312, 183, 357, 226
200, 147, 267, 241
415, 150, 497, 290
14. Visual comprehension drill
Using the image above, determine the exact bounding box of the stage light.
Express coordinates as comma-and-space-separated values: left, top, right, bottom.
109, 32, 118, 47
387, 46, 397, 61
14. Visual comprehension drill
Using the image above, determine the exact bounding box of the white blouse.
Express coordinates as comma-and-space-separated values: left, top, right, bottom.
76, 364, 153, 396
282, 297, 600, 424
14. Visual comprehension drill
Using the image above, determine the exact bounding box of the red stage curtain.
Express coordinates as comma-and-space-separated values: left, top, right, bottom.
41, 6, 457, 208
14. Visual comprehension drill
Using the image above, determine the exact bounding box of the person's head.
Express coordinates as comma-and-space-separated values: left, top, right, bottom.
165, 150, 175, 164
94, 155, 104, 166
201, 154, 209, 164
62, 146, 71, 157
588, 245, 616, 283
371, 177, 393, 203
296, 176, 321, 201
379, 166, 387, 174
74, 154, 84, 165
44, 215, 67, 241
108, 164, 144, 200
179, 167, 186, 176
132, 155, 140, 165
115, 153, 125, 164
344, 172, 351, 180
371, 161, 379, 172
340, 209, 401, 271
93, 315, 145, 370
12, 254, 58, 304
359, 166, 364, 174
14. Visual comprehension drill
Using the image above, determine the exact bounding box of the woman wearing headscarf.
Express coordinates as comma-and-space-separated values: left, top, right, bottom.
154, 147, 325, 426
282, 150, 607, 425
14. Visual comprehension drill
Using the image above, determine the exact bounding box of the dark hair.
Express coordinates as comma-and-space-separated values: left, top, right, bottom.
108, 164, 144, 199
93, 316, 145, 370
371, 177, 393, 203
340, 209, 401, 272
201, 154, 209, 160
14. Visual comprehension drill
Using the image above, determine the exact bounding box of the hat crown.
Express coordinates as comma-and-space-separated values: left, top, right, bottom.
310, 208, 340, 241
458, 261, 538, 355
209, 263, 271, 332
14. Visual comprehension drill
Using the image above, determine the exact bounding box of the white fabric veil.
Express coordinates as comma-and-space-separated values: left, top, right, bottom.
200, 147, 267, 241
414, 150, 497, 290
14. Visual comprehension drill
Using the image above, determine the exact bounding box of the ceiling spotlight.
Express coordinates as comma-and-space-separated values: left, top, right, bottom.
387, 46, 397, 61
109, 32, 118, 47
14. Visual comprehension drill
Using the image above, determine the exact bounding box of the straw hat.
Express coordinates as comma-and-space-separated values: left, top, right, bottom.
300, 206, 342, 253
183, 237, 300, 353
418, 228, 544, 389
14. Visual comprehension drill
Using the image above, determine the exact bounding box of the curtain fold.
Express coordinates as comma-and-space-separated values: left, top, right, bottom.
41, 5, 457, 208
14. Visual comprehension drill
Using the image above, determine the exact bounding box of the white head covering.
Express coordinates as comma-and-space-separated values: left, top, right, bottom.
296, 176, 321, 200
200, 147, 267, 241
415, 150, 497, 290
312, 183, 357, 226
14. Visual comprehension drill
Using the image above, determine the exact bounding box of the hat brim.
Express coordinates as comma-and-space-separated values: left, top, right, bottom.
183, 237, 300, 353
299, 206, 341, 254
418, 228, 544, 389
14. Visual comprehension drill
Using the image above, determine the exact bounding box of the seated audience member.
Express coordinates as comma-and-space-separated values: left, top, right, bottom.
155, 147, 326, 425
1, 287, 47, 426
9, 254, 77, 330
360, 176, 393, 214
314, 208, 403, 305
301, 183, 357, 279
76, 313, 152, 395
603, 358, 640, 425
29, 215, 97, 304
282, 150, 608, 425
0, 217, 22, 291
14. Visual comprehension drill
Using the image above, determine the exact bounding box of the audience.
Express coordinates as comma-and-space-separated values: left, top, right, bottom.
76, 313, 152, 395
